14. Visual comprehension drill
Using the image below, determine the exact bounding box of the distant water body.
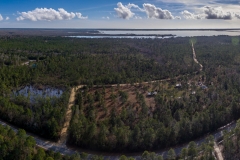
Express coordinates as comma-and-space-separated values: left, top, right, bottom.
69, 30, 240, 39
103, 30, 240, 37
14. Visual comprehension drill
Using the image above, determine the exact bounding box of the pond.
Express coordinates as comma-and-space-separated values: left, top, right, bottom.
12, 85, 63, 103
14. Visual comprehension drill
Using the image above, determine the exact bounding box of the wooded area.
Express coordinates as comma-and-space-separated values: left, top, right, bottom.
68, 36, 240, 152
0, 36, 239, 156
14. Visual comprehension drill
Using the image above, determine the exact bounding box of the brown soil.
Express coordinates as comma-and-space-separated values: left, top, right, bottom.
58, 85, 83, 145
80, 83, 158, 122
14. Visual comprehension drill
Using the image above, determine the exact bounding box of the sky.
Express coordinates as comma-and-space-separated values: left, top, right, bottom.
0, 0, 240, 28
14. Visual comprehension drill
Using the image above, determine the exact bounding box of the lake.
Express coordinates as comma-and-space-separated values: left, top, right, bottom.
69, 29, 240, 39
102, 30, 240, 37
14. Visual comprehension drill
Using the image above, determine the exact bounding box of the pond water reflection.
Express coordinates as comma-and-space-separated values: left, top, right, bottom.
12, 85, 63, 103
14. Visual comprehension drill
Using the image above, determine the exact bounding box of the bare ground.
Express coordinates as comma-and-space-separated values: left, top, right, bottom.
214, 142, 224, 160
58, 85, 83, 145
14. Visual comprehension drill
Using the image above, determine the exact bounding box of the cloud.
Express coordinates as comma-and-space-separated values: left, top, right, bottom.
17, 8, 87, 21
181, 10, 203, 19
102, 16, 110, 20
76, 13, 88, 19
143, 3, 175, 19
113, 2, 239, 21
6, 17, 10, 20
114, 2, 135, 19
181, 6, 238, 20
175, 16, 181, 20
127, 3, 145, 12
134, 16, 142, 19
204, 6, 232, 20
0, 14, 3, 21
235, 13, 240, 19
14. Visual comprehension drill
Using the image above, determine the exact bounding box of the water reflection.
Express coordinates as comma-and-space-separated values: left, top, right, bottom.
102, 30, 240, 37
12, 86, 63, 103
69, 30, 240, 39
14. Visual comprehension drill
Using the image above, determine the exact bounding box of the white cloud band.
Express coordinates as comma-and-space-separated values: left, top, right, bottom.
114, 2, 180, 20
17, 8, 87, 21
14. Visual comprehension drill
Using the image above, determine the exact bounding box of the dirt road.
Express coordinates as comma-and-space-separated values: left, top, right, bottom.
192, 43, 203, 71
58, 85, 83, 145
214, 142, 224, 160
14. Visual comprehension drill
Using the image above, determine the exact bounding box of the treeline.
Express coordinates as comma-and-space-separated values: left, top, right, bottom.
0, 123, 218, 160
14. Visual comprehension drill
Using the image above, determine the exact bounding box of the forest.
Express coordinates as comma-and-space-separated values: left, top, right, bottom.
68, 36, 240, 152
0, 124, 84, 160
0, 36, 198, 141
0, 35, 239, 157
2, 121, 231, 160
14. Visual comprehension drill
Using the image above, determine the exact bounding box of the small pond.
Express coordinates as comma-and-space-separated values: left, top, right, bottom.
12, 85, 63, 103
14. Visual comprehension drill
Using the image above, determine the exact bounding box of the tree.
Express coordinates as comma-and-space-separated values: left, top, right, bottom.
167, 148, 176, 160
141, 151, 150, 160
180, 148, 188, 160
188, 141, 197, 160
34, 148, 46, 160
70, 153, 81, 160
91, 155, 104, 160
119, 155, 128, 160
80, 152, 89, 160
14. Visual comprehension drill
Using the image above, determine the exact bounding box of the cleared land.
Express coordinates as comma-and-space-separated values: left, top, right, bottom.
58, 85, 83, 144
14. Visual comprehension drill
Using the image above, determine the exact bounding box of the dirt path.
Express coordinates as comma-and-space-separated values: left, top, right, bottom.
214, 142, 224, 160
192, 43, 203, 71
58, 85, 83, 145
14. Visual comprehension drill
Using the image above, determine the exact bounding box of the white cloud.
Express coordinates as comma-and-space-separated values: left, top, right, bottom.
181, 6, 239, 20
6, 17, 10, 20
113, 2, 239, 21
134, 16, 142, 19
204, 6, 232, 20
17, 8, 87, 21
143, 3, 175, 19
76, 13, 88, 19
181, 10, 203, 19
0, 14, 3, 21
235, 13, 240, 19
114, 2, 135, 19
175, 16, 181, 20
127, 3, 145, 12
102, 16, 110, 20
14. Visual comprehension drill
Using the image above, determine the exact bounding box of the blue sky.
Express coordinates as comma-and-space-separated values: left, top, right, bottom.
0, 0, 240, 28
